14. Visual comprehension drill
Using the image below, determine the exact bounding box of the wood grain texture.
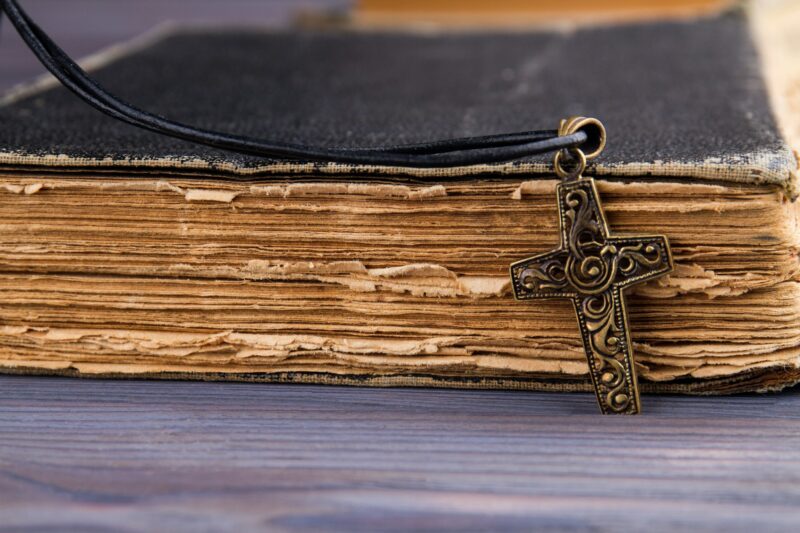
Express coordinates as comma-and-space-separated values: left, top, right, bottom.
1, 376, 800, 532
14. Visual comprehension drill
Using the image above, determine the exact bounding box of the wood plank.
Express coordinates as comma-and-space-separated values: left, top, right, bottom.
359, 0, 729, 10
1, 376, 799, 532
355, 0, 733, 27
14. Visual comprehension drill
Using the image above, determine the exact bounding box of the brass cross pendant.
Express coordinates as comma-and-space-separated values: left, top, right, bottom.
510, 118, 673, 414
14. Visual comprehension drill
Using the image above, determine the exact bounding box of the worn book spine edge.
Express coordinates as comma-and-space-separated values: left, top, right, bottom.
0, 23, 797, 195
2, 365, 799, 395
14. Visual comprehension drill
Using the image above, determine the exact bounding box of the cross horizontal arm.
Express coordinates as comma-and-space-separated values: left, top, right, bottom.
510, 249, 573, 299
607, 235, 673, 289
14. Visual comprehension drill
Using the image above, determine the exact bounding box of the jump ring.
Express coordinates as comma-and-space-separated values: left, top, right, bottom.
554, 147, 586, 180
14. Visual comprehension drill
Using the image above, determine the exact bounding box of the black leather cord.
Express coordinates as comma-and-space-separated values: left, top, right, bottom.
0, 0, 589, 167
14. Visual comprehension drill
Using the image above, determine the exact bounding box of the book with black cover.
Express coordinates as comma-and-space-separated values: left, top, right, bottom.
0, 9, 797, 394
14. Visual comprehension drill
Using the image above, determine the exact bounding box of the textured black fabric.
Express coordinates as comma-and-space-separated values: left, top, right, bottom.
1, 0, 594, 168
0, 11, 792, 181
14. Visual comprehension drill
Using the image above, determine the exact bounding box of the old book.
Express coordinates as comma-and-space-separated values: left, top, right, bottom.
0, 9, 798, 394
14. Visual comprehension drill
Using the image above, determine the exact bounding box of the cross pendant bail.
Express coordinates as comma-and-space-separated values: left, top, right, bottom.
509, 118, 673, 414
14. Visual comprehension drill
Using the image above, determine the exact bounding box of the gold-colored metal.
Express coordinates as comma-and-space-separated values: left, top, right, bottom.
509, 118, 673, 415
553, 148, 586, 180
558, 116, 606, 160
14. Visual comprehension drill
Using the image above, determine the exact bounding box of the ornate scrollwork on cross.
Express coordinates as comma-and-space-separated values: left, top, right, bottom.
510, 118, 673, 414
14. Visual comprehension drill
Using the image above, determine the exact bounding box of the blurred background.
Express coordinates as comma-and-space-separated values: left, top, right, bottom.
0, 0, 347, 92
0, 0, 735, 92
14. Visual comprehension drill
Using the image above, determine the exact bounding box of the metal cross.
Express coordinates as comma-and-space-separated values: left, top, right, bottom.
510, 177, 673, 414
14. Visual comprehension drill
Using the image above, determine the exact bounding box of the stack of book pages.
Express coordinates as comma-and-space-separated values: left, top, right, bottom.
0, 6, 798, 394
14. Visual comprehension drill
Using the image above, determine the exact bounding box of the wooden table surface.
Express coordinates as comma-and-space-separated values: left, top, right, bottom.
1, 376, 799, 532
2, 1, 799, 531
